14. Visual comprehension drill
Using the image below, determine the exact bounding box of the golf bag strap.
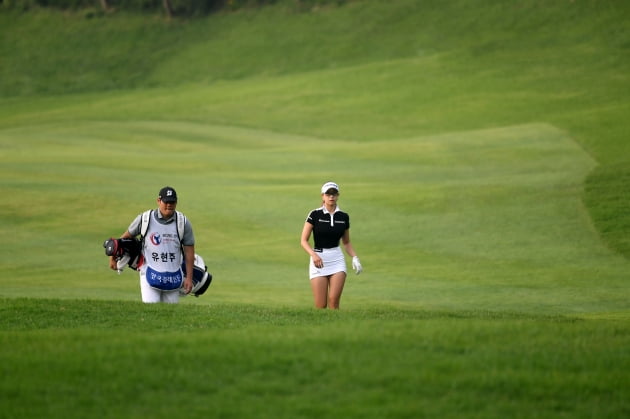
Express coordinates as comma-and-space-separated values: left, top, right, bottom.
140, 209, 185, 251
140, 210, 152, 238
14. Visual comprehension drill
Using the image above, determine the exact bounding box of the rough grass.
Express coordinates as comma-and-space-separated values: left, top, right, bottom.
1, 299, 629, 418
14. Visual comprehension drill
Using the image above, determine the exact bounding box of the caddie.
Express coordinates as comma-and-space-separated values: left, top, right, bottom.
109, 186, 195, 303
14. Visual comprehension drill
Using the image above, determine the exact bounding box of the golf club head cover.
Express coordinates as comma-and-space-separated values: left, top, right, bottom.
103, 238, 120, 257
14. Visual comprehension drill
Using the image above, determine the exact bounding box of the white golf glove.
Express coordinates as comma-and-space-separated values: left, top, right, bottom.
352, 256, 362, 275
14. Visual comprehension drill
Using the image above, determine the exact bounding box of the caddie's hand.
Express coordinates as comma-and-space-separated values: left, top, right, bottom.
183, 277, 193, 294
312, 254, 324, 269
109, 257, 118, 271
352, 256, 362, 275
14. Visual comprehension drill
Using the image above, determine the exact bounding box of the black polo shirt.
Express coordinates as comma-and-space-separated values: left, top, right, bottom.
306, 207, 350, 250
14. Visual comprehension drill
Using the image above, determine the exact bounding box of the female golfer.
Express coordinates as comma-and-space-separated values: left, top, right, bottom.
300, 181, 362, 309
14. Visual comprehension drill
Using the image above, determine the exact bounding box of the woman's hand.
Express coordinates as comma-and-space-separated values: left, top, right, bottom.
312, 254, 324, 268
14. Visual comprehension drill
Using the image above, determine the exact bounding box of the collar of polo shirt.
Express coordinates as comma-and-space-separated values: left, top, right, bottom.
322, 205, 341, 214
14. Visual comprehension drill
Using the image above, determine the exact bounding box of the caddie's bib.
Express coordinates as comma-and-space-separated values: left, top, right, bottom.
145, 266, 183, 290
142, 212, 183, 290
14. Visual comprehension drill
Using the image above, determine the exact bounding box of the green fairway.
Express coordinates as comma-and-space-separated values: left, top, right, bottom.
1, 0, 629, 417
1, 117, 627, 315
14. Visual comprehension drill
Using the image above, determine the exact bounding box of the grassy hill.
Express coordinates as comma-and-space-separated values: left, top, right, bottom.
0, 1, 629, 417
1, 0, 629, 256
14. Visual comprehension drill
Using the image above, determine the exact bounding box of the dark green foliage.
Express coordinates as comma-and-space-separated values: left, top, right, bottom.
0, 0, 350, 15
1, 0, 230, 14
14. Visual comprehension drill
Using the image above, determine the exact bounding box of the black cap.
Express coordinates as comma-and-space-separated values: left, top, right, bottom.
158, 186, 178, 203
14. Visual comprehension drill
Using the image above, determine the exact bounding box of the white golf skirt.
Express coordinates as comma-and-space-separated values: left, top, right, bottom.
309, 246, 347, 279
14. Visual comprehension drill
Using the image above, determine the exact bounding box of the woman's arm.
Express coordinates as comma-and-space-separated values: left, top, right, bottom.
342, 229, 362, 274
341, 229, 357, 257
301, 222, 323, 268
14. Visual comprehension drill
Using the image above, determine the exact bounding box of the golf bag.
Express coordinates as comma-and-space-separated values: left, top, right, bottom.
180, 253, 213, 297
103, 237, 143, 271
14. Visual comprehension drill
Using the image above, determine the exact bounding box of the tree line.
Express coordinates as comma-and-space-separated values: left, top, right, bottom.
0, 0, 350, 17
